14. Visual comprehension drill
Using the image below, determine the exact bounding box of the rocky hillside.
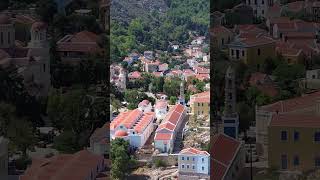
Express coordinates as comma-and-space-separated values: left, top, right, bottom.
111, 0, 169, 24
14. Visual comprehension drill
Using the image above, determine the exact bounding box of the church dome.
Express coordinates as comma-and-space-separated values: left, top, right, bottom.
0, 14, 11, 24
31, 21, 47, 31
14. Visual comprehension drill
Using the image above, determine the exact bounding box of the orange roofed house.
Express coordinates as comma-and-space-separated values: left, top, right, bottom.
255, 91, 320, 162
268, 113, 320, 172
189, 91, 210, 117
110, 109, 155, 148
211, 133, 244, 180
19, 150, 106, 180
228, 34, 276, 67
178, 148, 210, 179
57, 31, 103, 65
154, 104, 187, 153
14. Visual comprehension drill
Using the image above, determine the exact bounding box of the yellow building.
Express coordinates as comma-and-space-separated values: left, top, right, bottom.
228, 35, 276, 67
268, 114, 320, 172
189, 91, 210, 117
211, 26, 234, 49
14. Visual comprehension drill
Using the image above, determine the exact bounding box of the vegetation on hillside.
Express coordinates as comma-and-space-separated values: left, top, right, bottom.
111, 0, 209, 63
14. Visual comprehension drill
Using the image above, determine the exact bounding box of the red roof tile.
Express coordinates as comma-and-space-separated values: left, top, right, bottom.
180, 147, 209, 156
20, 150, 104, 180
260, 91, 320, 113
270, 114, 320, 128
211, 134, 241, 166
190, 91, 210, 104
57, 31, 102, 53
154, 133, 172, 140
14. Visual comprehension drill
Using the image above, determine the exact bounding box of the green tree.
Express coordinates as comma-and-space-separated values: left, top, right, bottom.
53, 130, 79, 153
0, 102, 16, 136
7, 118, 36, 157
111, 138, 131, 180
163, 78, 181, 97
36, 0, 57, 23
169, 96, 177, 105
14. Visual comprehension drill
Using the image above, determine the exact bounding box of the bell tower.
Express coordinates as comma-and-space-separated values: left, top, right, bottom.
222, 66, 239, 139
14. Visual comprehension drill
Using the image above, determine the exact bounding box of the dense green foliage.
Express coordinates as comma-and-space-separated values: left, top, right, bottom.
48, 89, 108, 152
111, 0, 209, 63
111, 138, 136, 180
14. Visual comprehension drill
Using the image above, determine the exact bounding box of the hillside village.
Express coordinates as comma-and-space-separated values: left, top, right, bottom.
212, 0, 320, 180
110, 33, 211, 179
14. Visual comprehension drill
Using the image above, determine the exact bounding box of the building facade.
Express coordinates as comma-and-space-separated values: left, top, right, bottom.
110, 109, 155, 148
178, 148, 210, 176
256, 91, 320, 161
0, 15, 51, 97
268, 113, 320, 172
189, 91, 210, 117
228, 35, 276, 67
154, 104, 186, 153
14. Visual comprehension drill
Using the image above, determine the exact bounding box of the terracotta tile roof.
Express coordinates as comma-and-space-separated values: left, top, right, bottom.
20, 150, 104, 180
230, 36, 275, 48
286, 1, 305, 12
190, 91, 210, 104
212, 26, 232, 35
134, 112, 155, 133
120, 109, 143, 129
155, 104, 186, 141
155, 100, 168, 109
269, 17, 291, 25
180, 147, 209, 156
154, 133, 172, 140
14, 15, 36, 25
276, 41, 302, 57
138, 100, 150, 107
235, 24, 267, 38
195, 74, 210, 81
195, 67, 210, 74
260, 91, 320, 113
211, 134, 241, 180
128, 71, 142, 79
57, 31, 102, 53
270, 114, 320, 128
110, 111, 131, 130
158, 122, 175, 131
211, 159, 227, 180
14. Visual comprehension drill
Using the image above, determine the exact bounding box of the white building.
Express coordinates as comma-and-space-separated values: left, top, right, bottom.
110, 109, 155, 148
0, 137, 8, 180
89, 123, 108, 158
154, 99, 168, 120
0, 15, 51, 97
154, 104, 186, 153
245, 0, 276, 18
178, 148, 210, 176
138, 100, 152, 113
110, 65, 126, 91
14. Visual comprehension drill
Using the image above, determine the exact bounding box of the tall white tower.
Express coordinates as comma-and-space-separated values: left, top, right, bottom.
222, 66, 239, 139
119, 68, 126, 91
178, 80, 185, 105
27, 21, 51, 97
